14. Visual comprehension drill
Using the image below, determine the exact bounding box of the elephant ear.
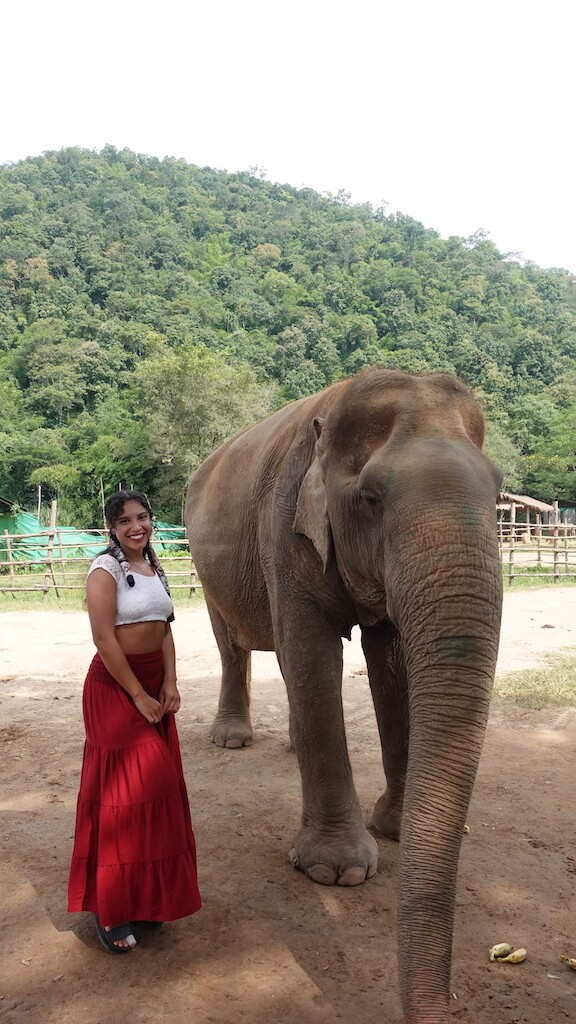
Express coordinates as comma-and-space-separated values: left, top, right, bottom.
293, 456, 332, 572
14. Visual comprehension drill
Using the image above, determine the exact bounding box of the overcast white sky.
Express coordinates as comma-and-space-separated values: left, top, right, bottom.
2, 0, 574, 272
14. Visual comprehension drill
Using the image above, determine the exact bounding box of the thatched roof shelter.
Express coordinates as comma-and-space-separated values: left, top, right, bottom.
497, 492, 554, 515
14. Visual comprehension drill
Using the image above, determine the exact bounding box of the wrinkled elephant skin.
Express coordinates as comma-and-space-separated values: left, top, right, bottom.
186, 369, 503, 1024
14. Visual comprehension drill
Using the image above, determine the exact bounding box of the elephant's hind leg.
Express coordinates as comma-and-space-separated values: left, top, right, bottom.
207, 602, 253, 748
361, 623, 409, 841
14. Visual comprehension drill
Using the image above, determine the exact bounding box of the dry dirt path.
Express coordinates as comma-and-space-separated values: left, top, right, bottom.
0, 589, 575, 1024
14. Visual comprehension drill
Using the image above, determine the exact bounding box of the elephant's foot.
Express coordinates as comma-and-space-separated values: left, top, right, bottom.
371, 790, 403, 841
289, 824, 378, 886
210, 713, 253, 749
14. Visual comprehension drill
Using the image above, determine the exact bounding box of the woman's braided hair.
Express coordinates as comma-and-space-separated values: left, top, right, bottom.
104, 489, 174, 621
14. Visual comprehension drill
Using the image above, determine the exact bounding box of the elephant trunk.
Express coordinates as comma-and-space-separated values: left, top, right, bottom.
385, 504, 502, 1023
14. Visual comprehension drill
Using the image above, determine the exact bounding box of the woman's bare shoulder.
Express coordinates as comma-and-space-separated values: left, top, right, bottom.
87, 553, 122, 582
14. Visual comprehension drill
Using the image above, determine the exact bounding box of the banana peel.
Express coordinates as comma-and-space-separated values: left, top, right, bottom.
488, 943, 513, 961
496, 948, 527, 964
561, 955, 576, 971
489, 943, 527, 963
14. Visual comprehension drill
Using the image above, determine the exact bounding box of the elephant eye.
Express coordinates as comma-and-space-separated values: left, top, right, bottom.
359, 489, 381, 509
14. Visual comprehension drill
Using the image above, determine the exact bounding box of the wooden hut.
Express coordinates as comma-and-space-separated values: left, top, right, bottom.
497, 492, 555, 544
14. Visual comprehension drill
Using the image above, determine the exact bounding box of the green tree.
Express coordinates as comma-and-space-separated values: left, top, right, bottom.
482, 421, 523, 492
135, 343, 273, 480
1, 144, 576, 518
522, 402, 576, 500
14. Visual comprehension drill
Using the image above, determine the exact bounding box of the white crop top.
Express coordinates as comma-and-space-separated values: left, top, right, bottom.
88, 553, 175, 626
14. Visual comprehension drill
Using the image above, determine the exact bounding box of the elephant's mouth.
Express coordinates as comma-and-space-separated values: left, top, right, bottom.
337, 563, 388, 621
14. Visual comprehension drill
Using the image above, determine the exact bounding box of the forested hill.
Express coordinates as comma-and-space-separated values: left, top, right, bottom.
1, 145, 575, 525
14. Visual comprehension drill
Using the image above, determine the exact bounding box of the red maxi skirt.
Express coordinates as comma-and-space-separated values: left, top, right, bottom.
68, 650, 201, 924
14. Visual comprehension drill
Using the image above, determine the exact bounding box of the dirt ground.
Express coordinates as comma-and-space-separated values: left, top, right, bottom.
0, 589, 575, 1024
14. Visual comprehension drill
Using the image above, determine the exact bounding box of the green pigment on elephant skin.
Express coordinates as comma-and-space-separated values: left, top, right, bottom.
459, 505, 482, 530
435, 635, 477, 662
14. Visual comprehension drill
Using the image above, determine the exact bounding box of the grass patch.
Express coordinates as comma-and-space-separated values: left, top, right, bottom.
0, 590, 86, 611
494, 650, 576, 709
502, 565, 576, 588
0, 589, 205, 612
0, 565, 205, 612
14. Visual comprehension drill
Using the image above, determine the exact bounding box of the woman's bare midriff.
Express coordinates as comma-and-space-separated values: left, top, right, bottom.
116, 620, 166, 654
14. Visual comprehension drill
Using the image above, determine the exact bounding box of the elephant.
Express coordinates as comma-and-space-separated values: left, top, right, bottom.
185, 368, 503, 1024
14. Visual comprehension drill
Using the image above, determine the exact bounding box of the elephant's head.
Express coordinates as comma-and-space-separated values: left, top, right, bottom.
294, 369, 502, 624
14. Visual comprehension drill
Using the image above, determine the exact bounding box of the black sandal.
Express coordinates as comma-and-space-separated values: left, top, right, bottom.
94, 917, 137, 953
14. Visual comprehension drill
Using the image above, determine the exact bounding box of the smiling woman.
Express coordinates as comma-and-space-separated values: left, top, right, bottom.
113, 502, 155, 562
67, 489, 201, 953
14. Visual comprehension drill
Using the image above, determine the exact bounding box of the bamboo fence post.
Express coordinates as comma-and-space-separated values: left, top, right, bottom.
552, 501, 560, 582
44, 500, 60, 599
3, 530, 17, 597
189, 560, 197, 596
557, 512, 565, 577
536, 513, 542, 564
507, 502, 516, 585
58, 528, 67, 584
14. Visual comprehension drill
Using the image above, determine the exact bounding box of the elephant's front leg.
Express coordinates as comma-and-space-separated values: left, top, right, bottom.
277, 610, 378, 886
361, 623, 409, 841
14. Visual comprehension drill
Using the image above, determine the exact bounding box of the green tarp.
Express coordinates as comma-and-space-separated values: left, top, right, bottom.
0, 511, 186, 564
152, 521, 187, 554
0, 511, 104, 563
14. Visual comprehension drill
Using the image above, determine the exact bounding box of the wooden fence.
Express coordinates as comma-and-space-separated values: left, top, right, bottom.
2, 517, 576, 598
0, 525, 198, 597
498, 519, 576, 584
